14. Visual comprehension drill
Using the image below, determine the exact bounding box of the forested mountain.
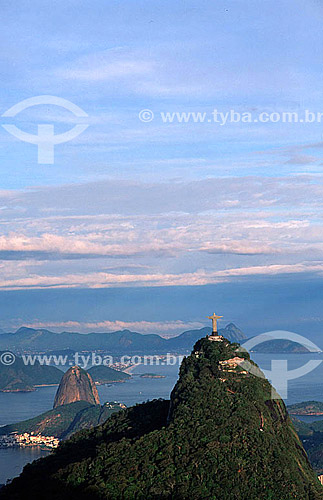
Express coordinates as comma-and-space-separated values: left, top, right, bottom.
1, 336, 322, 499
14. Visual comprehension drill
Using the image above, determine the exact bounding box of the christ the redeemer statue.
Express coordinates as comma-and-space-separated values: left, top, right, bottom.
207, 313, 223, 335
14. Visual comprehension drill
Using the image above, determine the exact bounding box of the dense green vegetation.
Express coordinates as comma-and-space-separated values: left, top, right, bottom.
290, 416, 314, 437
1, 337, 322, 499
290, 415, 323, 474
0, 401, 124, 440
0, 352, 63, 391
87, 365, 130, 383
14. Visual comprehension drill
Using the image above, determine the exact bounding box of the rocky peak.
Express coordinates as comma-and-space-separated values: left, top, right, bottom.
53, 365, 100, 408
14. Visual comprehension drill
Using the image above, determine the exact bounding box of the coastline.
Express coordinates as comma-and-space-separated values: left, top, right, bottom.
0, 389, 35, 393
1, 383, 60, 393
122, 363, 141, 375
95, 379, 127, 385
290, 412, 323, 416
33, 384, 59, 388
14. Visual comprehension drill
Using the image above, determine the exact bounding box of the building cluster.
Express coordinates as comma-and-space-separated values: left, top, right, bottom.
112, 354, 172, 371
110, 361, 132, 371
0, 432, 59, 449
218, 357, 249, 375
104, 402, 127, 409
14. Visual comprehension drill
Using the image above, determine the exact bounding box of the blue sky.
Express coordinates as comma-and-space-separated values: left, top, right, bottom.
0, 0, 322, 336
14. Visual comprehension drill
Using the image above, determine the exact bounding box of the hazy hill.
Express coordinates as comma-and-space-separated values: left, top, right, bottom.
251, 339, 317, 354
87, 365, 130, 384
2, 336, 322, 499
0, 324, 246, 354
168, 323, 246, 349
0, 327, 167, 353
0, 401, 124, 440
288, 401, 323, 416
0, 352, 63, 392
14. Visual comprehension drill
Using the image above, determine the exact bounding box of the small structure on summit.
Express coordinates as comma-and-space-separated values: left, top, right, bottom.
207, 312, 224, 341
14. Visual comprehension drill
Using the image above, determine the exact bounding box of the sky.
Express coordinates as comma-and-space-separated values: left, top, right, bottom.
0, 0, 322, 339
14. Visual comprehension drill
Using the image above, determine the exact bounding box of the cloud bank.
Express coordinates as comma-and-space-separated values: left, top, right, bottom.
0, 175, 321, 290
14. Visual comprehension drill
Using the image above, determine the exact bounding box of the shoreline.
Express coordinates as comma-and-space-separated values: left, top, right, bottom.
290, 412, 323, 416
0, 444, 53, 451
33, 384, 59, 388
95, 379, 127, 385
122, 363, 141, 374
1, 384, 59, 393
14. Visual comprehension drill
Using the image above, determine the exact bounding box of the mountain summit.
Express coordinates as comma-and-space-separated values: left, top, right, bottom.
2, 336, 322, 499
53, 365, 100, 408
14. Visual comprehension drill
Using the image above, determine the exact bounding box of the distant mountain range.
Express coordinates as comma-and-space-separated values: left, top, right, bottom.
0, 323, 246, 354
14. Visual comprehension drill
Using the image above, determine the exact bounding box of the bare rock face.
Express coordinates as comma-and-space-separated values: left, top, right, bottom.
53, 366, 100, 408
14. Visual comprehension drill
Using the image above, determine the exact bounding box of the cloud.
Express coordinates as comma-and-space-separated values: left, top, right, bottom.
54, 48, 154, 83
285, 155, 318, 165
0, 261, 322, 291
0, 233, 176, 259
200, 243, 279, 256
1, 175, 323, 217
0, 211, 319, 263
0, 175, 322, 289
